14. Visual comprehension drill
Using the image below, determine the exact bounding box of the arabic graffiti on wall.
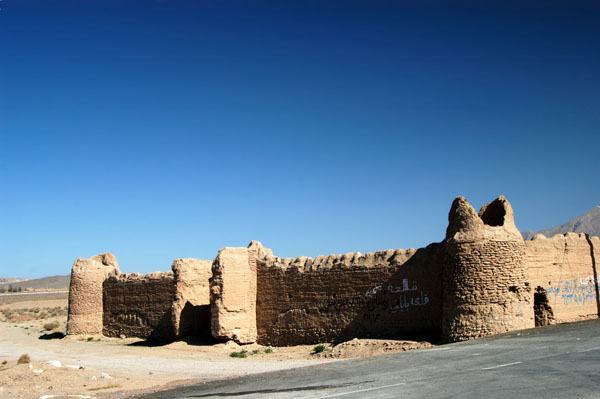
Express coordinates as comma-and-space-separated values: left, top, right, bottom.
322, 279, 431, 322
547, 276, 599, 306
365, 279, 430, 314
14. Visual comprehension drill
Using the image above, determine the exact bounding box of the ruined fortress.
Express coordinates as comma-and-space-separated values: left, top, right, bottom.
66, 196, 600, 345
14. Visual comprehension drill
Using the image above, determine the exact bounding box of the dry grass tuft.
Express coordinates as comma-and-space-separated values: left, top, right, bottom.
87, 384, 122, 391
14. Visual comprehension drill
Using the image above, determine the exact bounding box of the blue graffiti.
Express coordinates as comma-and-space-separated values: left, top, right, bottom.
546, 276, 599, 306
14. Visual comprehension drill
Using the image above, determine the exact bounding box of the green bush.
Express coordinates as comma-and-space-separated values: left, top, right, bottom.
313, 345, 326, 354
229, 350, 248, 358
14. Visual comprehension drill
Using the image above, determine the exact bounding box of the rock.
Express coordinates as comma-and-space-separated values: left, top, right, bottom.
17, 354, 30, 364
42, 360, 61, 368
99, 372, 111, 379
224, 340, 241, 349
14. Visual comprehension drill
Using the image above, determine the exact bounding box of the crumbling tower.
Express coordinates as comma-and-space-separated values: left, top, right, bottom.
66, 253, 119, 335
442, 196, 533, 342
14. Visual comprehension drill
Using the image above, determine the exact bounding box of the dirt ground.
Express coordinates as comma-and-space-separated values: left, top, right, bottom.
0, 293, 433, 399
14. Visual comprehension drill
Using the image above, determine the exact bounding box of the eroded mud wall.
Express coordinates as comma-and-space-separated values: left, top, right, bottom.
255, 243, 443, 346
524, 233, 600, 323
171, 258, 213, 338
103, 272, 175, 341
210, 247, 258, 344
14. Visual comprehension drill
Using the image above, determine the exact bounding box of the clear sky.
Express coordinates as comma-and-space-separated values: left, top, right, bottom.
1, 1, 599, 279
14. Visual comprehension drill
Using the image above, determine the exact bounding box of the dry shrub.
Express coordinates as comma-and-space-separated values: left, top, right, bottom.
17, 354, 30, 364
43, 320, 60, 331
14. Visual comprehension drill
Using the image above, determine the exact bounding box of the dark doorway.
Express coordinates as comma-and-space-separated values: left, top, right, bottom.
179, 302, 212, 338
534, 287, 554, 327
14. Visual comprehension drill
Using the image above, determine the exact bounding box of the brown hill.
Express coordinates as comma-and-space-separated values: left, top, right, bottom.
522, 205, 600, 240
0, 275, 69, 291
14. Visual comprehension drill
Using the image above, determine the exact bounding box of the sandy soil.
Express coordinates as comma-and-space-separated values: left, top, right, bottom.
0, 293, 433, 399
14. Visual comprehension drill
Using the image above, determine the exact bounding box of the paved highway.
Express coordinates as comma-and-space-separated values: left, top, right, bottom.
143, 320, 600, 398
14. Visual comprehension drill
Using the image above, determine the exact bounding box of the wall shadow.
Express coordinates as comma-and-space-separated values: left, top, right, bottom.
179, 302, 212, 338
129, 303, 216, 347
336, 243, 443, 344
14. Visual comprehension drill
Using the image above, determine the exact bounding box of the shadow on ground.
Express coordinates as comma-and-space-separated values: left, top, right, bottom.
39, 332, 66, 340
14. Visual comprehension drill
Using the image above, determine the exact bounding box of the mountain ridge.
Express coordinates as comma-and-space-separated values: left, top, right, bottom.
0, 275, 69, 291
521, 205, 600, 240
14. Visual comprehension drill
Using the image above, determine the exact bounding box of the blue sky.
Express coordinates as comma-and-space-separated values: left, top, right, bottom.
1, 1, 599, 278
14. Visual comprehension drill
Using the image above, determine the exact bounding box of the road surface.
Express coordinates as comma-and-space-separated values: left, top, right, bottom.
142, 320, 600, 398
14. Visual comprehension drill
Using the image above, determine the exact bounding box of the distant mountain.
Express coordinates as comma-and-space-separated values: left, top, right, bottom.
0, 278, 28, 284
0, 275, 69, 291
522, 205, 600, 240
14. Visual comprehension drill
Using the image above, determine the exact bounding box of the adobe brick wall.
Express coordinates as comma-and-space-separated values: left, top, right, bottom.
102, 271, 175, 341
524, 233, 599, 324
255, 243, 442, 346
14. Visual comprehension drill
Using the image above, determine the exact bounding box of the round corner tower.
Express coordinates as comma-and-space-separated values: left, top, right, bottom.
67, 253, 120, 335
442, 196, 533, 343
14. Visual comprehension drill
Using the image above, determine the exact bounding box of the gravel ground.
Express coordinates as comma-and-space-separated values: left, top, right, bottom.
0, 295, 432, 399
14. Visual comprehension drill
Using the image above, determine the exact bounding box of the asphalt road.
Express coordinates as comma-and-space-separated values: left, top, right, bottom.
142, 320, 600, 399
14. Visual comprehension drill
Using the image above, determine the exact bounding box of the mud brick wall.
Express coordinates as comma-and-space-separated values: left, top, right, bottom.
255, 244, 443, 346
103, 271, 175, 341
524, 233, 600, 324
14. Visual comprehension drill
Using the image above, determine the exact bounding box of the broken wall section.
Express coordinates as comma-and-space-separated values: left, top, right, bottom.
255, 242, 443, 346
171, 258, 213, 339
210, 246, 257, 344
103, 271, 175, 341
524, 233, 600, 324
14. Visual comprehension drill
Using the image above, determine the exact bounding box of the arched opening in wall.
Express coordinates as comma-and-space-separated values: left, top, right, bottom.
534, 286, 554, 327
479, 199, 506, 226
179, 302, 212, 340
